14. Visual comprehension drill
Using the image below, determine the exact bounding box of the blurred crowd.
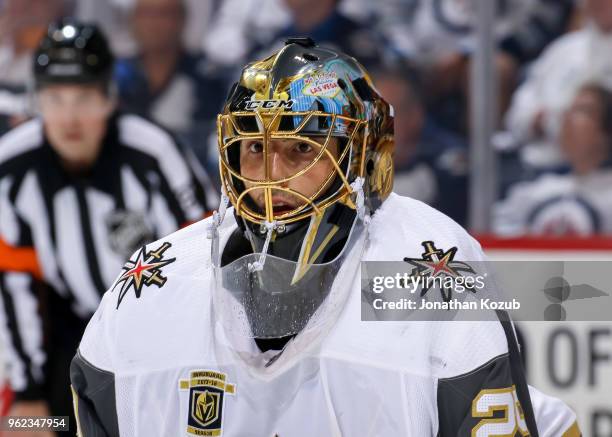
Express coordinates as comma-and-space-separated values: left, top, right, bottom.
1, 0, 612, 236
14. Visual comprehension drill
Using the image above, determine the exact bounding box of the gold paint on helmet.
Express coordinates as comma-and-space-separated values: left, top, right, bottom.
371, 134, 395, 197
217, 42, 394, 230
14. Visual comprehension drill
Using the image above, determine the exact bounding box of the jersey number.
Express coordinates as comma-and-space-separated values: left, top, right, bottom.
471, 386, 529, 437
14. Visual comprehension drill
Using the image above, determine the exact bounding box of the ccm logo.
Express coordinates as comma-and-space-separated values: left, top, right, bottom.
243, 99, 294, 110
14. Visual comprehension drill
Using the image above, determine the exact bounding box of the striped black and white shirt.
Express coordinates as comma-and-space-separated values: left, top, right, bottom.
0, 112, 216, 400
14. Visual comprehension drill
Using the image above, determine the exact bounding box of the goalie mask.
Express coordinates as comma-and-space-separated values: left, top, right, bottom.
218, 38, 394, 271
212, 38, 394, 341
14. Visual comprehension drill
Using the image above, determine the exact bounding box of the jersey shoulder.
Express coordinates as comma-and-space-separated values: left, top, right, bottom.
368, 193, 483, 262
324, 194, 505, 376
536, 29, 587, 64
78, 215, 219, 372
0, 119, 44, 169
137, 216, 215, 278
109, 215, 216, 305
116, 113, 201, 190
505, 173, 571, 201
117, 113, 182, 158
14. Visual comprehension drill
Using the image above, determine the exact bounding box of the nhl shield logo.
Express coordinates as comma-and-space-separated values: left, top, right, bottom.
179, 370, 236, 436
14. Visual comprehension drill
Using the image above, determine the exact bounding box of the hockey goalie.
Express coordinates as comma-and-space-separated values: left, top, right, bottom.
70, 38, 580, 436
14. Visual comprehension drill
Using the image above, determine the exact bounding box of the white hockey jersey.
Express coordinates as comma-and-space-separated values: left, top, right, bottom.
71, 194, 580, 436
493, 169, 612, 236
505, 25, 612, 167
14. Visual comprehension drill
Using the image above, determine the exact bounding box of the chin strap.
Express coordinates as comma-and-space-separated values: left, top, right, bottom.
247, 220, 278, 272
349, 177, 371, 225
207, 191, 229, 239
207, 191, 229, 267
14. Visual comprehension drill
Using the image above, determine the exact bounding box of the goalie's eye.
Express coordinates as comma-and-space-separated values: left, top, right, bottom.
294, 142, 314, 154
247, 141, 263, 154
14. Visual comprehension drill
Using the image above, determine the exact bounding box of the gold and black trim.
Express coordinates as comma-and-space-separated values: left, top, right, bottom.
179, 370, 236, 436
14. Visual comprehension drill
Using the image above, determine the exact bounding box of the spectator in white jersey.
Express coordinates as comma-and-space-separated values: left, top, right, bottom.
496, 83, 612, 236
506, 0, 612, 169
0, 19, 215, 434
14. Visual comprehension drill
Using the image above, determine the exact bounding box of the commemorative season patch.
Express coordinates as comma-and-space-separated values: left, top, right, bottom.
179, 370, 236, 436
111, 242, 176, 309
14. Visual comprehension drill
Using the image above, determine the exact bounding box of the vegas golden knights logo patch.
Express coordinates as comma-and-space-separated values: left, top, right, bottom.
179, 370, 236, 436
112, 242, 176, 309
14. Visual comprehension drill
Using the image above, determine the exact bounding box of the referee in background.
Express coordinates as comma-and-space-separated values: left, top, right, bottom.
0, 19, 216, 435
